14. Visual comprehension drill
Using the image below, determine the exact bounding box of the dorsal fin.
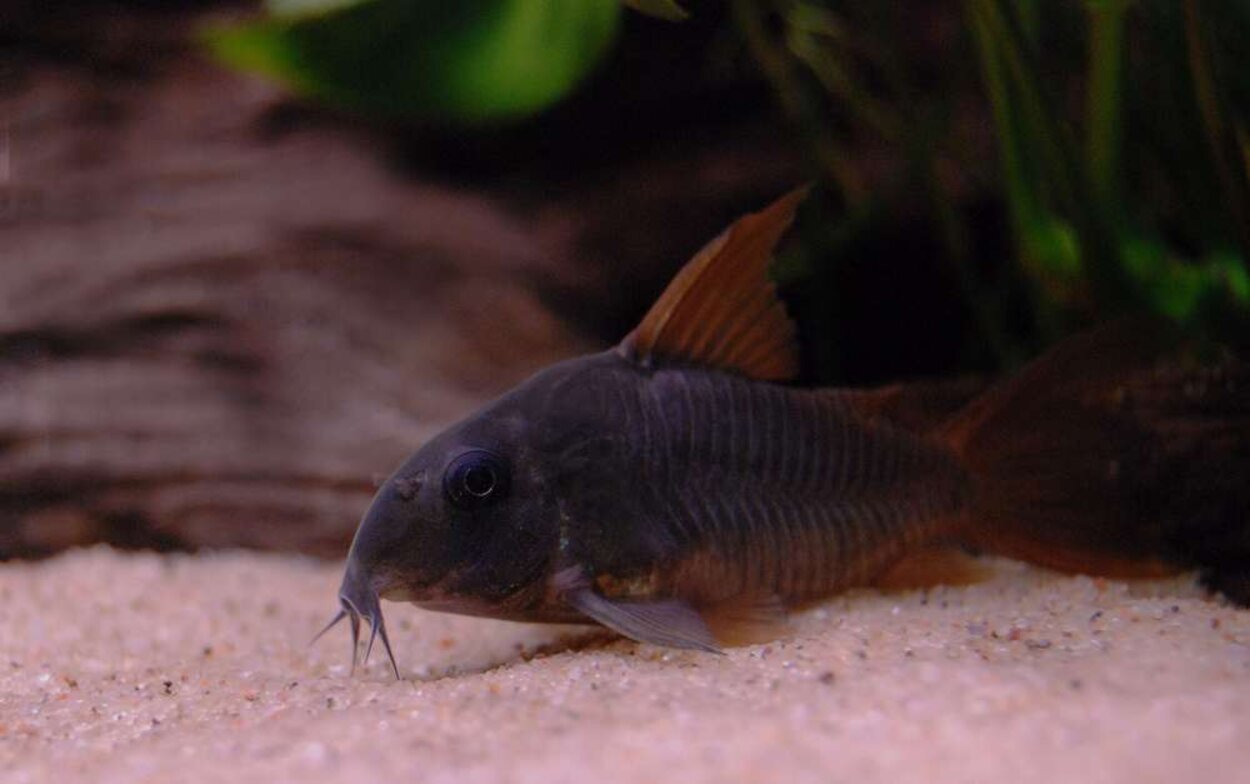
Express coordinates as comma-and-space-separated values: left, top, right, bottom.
618, 187, 808, 381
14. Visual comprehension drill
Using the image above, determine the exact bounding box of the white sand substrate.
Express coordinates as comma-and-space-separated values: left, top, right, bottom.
1, 547, 1247, 784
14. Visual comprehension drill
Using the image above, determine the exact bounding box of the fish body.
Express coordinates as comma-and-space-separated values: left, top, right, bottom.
361, 351, 965, 618
327, 189, 1250, 674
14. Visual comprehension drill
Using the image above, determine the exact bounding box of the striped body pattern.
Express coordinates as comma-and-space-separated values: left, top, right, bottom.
547, 356, 969, 608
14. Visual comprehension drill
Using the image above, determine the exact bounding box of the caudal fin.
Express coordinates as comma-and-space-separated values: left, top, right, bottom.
942, 322, 1250, 601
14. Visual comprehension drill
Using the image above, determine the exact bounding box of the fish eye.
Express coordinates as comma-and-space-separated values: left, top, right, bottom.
444, 450, 510, 509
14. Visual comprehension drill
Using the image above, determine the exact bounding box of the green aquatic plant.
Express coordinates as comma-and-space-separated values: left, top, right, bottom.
206, 0, 624, 123
742, 0, 1249, 351
966, 0, 1249, 339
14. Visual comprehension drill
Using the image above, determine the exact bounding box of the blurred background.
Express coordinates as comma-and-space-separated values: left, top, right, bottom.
2, 0, 1247, 559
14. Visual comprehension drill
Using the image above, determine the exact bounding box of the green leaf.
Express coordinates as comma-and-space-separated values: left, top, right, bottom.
205, 0, 622, 123
1122, 237, 1250, 325
1020, 216, 1083, 303
621, 0, 689, 21
265, 0, 370, 19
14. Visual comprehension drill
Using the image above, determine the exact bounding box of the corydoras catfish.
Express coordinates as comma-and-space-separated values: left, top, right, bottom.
320, 189, 1250, 676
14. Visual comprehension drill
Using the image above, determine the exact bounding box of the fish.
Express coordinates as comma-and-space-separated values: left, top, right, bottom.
319, 188, 1250, 677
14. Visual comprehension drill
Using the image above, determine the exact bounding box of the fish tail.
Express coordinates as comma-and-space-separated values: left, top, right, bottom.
939, 321, 1250, 602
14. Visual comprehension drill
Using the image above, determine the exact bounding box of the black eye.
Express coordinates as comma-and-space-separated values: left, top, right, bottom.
444, 450, 510, 509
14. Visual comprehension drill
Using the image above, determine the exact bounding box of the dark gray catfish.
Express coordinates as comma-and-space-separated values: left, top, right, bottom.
319, 189, 1250, 676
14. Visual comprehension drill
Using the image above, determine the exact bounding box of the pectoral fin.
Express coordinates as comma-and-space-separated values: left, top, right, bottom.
564, 588, 722, 653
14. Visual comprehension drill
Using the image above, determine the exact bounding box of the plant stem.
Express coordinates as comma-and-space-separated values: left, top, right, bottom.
732, 0, 865, 203
965, 1, 1037, 244
1085, 0, 1128, 210
980, 0, 1135, 315
1184, 0, 1250, 261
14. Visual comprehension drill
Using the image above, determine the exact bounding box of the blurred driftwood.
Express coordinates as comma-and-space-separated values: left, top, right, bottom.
0, 111, 587, 556
0, 8, 592, 556
0, 2, 807, 557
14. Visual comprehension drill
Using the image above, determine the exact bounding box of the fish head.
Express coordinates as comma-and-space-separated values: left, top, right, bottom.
330, 356, 629, 668
344, 415, 563, 614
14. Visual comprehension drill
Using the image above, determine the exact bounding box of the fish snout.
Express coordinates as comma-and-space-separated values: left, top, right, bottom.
312, 557, 400, 679
337, 557, 381, 630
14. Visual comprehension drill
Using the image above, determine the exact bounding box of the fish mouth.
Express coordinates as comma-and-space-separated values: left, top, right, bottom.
313, 564, 401, 679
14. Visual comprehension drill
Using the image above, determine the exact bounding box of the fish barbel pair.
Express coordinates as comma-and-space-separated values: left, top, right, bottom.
320, 189, 1249, 676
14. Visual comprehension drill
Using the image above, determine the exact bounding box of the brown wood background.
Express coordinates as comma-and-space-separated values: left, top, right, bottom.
1, 2, 812, 557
